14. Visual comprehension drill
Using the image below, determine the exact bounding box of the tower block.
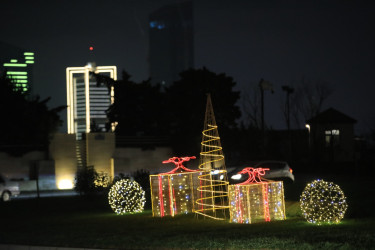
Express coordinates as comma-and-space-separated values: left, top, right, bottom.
195, 94, 229, 220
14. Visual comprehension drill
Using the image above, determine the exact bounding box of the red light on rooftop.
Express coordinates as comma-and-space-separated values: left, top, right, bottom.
89, 46, 94, 51
289, 168, 293, 174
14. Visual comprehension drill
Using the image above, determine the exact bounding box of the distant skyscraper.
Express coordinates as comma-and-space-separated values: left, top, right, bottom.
66, 63, 117, 139
0, 41, 35, 93
149, 1, 194, 86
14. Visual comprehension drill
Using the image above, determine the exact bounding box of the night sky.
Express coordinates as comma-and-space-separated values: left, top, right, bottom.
1, 0, 374, 134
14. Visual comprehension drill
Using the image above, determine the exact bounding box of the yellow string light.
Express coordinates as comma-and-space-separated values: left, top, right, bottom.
300, 179, 348, 224
195, 94, 229, 220
94, 172, 110, 188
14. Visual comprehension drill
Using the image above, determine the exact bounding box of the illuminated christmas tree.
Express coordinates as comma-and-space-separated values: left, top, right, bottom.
195, 94, 229, 220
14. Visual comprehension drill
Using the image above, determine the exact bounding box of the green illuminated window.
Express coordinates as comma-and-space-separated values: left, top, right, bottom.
6, 72, 27, 75
3, 63, 27, 67
11, 75, 28, 79
24, 52, 34, 56
25, 61, 34, 64
10, 59, 18, 63
25, 56, 34, 60
15, 80, 28, 83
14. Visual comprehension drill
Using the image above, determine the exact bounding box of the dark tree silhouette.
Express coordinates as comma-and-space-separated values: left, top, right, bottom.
241, 82, 262, 129
74, 165, 99, 196
0, 73, 65, 155
93, 68, 240, 155
165, 67, 241, 155
100, 71, 167, 136
290, 78, 333, 128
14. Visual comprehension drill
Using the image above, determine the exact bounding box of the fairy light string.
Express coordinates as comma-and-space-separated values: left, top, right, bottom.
262, 183, 270, 222
158, 175, 165, 217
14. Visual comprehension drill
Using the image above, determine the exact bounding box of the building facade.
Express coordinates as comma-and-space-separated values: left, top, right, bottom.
50, 132, 115, 190
0, 41, 34, 93
149, 1, 194, 86
306, 108, 357, 163
66, 63, 117, 139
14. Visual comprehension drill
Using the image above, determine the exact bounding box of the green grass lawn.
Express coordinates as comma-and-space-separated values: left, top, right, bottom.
0, 177, 374, 249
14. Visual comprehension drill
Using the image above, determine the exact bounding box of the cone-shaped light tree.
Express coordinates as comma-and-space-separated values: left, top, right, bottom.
195, 94, 229, 220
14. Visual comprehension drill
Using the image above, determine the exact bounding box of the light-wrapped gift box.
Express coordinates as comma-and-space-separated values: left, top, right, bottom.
150, 156, 202, 217
228, 167, 286, 224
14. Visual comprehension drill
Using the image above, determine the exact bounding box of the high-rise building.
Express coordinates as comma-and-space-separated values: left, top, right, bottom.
0, 41, 35, 93
149, 1, 193, 86
66, 63, 117, 139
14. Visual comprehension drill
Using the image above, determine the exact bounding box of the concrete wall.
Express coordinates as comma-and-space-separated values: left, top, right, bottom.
114, 147, 173, 176
49, 133, 76, 189
50, 132, 116, 189
86, 133, 115, 179
0, 151, 56, 190
0, 151, 42, 179
1, 133, 175, 190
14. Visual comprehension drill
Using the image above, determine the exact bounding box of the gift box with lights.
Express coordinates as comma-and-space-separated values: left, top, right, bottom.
228, 167, 286, 224
150, 156, 203, 217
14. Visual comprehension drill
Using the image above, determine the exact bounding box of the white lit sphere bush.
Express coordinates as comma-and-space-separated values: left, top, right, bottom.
300, 179, 347, 224
108, 179, 146, 215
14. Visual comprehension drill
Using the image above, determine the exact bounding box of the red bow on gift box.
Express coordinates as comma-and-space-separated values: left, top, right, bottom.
161, 156, 197, 174
238, 167, 270, 185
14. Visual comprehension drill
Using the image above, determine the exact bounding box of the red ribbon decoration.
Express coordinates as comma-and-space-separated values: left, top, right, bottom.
237, 167, 270, 185
161, 156, 197, 174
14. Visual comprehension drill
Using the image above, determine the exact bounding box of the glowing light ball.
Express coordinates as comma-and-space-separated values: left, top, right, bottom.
108, 179, 146, 215
300, 179, 348, 224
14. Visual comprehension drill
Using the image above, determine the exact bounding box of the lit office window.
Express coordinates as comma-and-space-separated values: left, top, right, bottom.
325, 129, 340, 147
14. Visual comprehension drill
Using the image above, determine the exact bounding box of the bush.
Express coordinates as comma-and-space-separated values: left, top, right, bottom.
132, 169, 151, 208
74, 166, 108, 195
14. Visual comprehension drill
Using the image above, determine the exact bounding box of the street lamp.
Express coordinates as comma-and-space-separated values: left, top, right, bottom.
281, 85, 294, 131
259, 79, 274, 156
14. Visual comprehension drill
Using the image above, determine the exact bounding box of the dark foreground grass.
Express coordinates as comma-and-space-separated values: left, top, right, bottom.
0, 195, 374, 249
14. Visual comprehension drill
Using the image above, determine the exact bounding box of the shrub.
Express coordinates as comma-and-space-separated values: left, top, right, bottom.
74, 166, 109, 195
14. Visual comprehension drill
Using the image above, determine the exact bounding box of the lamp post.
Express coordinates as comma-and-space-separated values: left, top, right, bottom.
282, 85, 294, 160
259, 79, 274, 156
305, 124, 311, 150
281, 85, 294, 131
